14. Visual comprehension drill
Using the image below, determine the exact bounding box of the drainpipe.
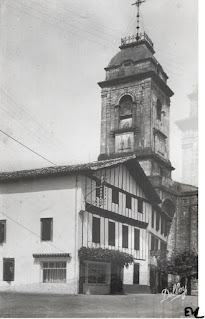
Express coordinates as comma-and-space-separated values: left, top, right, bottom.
74, 175, 78, 294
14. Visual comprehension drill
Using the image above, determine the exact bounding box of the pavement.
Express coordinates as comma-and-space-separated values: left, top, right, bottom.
0, 292, 198, 318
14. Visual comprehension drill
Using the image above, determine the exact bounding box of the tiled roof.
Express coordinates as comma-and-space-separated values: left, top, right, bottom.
0, 155, 136, 182
33, 253, 70, 258
0, 154, 161, 203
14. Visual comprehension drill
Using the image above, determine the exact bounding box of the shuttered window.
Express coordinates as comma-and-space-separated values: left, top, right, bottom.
138, 199, 143, 213
3, 258, 15, 281
41, 218, 53, 241
156, 213, 160, 231
122, 225, 128, 248
43, 262, 66, 283
0, 220, 6, 244
92, 216, 100, 243
134, 228, 140, 251
112, 188, 119, 204
96, 179, 104, 199
126, 194, 132, 209
108, 221, 115, 246
151, 209, 154, 228
151, 235, 155, 251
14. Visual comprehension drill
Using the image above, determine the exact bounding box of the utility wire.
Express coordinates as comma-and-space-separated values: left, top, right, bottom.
0, 129, 57, 166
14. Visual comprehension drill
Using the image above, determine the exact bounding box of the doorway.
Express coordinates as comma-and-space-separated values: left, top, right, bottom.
110, 263, 123, 294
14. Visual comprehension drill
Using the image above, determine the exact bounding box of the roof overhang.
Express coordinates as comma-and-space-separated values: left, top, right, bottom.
33, 253, 71, 258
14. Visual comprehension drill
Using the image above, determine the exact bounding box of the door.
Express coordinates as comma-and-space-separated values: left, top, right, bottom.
150, 265, 158, 294
110, 263, 123, 294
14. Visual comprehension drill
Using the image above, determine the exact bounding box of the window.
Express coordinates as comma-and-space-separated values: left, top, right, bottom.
87, 262, 108, 284
122, 225, 128, 248
155, 238, 159, 251
151, 209, 154, 228
133, 263, 140, 284
134, 228, 140, 251
126, 194, 132, 209
0, 220, 6, 244
41, 218, 53, 241
161, 217, 164, 235
151, 235, 155, 251
156, 100, 162, 121
43, 262, 66, 283
3, 258, 15, 281
112, 188, 119, 204
156, 213, 160, 231
96, 179, 104, 199
138, 199, 143, 213
92, 216, 100, 243
108, 221, 115, 246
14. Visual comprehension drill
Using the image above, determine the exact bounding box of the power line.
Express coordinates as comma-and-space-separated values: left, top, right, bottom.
13, 0, 119, 47
0, 129, 57, 166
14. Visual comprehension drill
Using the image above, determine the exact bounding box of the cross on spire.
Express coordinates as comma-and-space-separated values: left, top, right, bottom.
132, 0, 146, 41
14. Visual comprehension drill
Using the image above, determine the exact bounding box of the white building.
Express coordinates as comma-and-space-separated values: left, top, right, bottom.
0, 155, 170, 294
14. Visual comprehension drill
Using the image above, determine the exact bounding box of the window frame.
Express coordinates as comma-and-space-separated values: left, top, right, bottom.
0, 220, 6, 244
85, 261, 110, 285
108, 221, 115, 247
42, 261, 67, 283
92, 216, 100, 244
40, 218, 53, 241
151, 209, 155, 228
3, 258, 15, 281
112, 188, 119, 205
134, 228, 140, 251
156, 212, 160, 231
122, 225, 128, 248
138, 198, 143, 214
96, 179, 104, 199
126, 194, 132, 209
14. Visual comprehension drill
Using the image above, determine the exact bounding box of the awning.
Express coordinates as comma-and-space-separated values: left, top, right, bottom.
33, 253, 70, 258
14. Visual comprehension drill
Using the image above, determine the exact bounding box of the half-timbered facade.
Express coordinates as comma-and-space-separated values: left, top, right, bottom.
0, 155, 169, 294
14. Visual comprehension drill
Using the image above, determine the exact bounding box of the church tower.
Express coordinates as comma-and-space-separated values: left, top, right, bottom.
98, 1, 174, 180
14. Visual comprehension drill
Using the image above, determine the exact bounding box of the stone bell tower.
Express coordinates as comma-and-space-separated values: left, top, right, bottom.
98, 30, 174, 179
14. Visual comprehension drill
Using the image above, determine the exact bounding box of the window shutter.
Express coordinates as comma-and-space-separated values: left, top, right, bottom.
92, 217, 100, 243
0, 223, 4, 244
122, 225, 128, 248
134, 228, 140, 250
3, 259, 15, 281
108, 221, 115, 246
41, 218, 52, 241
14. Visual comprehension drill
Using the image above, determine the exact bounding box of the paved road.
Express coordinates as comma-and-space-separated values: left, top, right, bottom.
0, 292, 198, 318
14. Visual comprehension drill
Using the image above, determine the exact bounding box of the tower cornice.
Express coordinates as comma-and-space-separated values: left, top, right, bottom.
98, 70, 174, 98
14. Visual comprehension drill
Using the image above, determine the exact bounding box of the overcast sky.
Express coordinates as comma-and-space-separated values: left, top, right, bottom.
0, 0, 198, 182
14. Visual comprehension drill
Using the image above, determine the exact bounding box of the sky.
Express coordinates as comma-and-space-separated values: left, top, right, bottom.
0, 0, 198, 182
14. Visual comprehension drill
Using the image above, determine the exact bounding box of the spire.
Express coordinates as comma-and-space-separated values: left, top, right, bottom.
120, 0, 153, 51
132, 0, 146, 41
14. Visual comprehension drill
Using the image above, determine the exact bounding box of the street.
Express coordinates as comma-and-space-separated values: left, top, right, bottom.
0, 292, 198, 318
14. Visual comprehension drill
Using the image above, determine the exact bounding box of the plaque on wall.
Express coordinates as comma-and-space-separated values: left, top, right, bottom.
115, 132, 134, 153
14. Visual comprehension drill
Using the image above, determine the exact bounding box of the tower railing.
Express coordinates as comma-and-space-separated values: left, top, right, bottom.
121, 32, 153, 48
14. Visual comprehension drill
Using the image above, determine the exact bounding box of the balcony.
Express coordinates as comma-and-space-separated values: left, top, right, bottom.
121, 32, 154, 49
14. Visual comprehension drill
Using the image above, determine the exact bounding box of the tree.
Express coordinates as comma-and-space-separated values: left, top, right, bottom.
159, 250, 198, 295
